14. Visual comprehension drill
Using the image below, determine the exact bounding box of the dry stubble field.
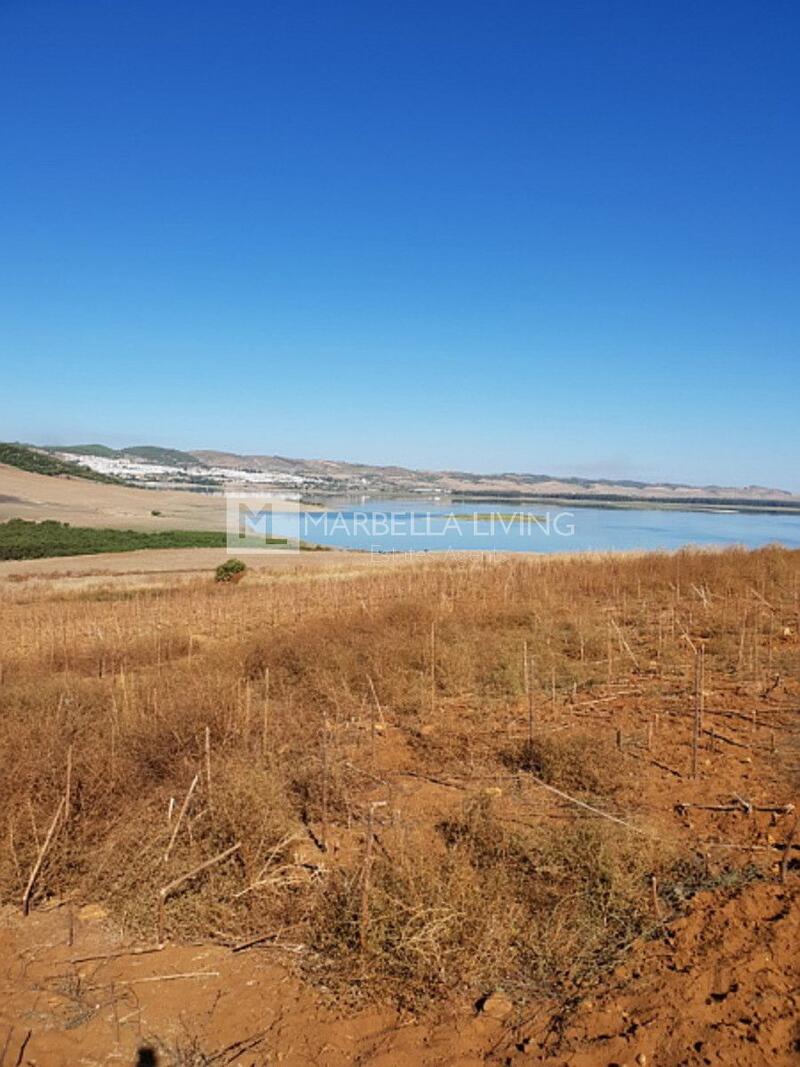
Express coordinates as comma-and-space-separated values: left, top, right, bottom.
0, 546, 798, 1066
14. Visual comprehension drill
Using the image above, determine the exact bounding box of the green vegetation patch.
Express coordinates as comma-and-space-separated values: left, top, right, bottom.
123, 445, 204, 467
47, 443, 205, 468
0, 443, 126, 485
0, 520, 327, 559
0, 520, 237, 560
47, 443, 119, 458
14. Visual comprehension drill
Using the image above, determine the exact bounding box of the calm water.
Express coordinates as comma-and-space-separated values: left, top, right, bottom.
289, 500, 800, 554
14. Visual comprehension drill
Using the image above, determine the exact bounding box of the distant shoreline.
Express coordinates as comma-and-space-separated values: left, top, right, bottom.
448, 492, 800, 515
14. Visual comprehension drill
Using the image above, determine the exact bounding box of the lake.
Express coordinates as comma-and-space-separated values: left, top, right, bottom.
286, 500, 800, 554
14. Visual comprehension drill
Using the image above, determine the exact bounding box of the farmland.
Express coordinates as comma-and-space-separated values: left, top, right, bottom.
0, 546, 797, 1065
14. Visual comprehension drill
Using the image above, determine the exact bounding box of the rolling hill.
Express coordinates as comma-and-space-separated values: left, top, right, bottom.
13, 441, 800, 509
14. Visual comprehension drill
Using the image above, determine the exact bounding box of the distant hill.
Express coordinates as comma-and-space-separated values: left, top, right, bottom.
52, 443, 119, 458
35, 441, 800, 509
0, 443, 127, 485
48, 444, 203, 468
190, 448, 799, 507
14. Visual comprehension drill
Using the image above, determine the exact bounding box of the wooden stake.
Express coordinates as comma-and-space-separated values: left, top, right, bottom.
430, 621, 436, 715
611, 618, 639, 670
243, 682, 252, 742
607, 624, 613, 683
691, 646, 705, 778
261, 668, 270, 758
204, 726, 213, 805
523, 642, 534, 746
366, 675, 385, 724
22, 797, 65, 915
551, 664, 556, 711
321, 718, 329, 853
699, 645, 705, 725
64, 745, 73, 823
650, 873, 663, 921
359, 801, 386, 951
164, 773, 199, 863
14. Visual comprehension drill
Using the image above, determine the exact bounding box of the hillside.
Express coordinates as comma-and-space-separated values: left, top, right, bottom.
0, 462, 226, 530
191, 448, 800, 506
33, 441, 800, 508
0, 443, 126, 485
49, 443, 204, 467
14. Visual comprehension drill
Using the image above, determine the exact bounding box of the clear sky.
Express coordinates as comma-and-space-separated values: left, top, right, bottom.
1, 1, 798, 489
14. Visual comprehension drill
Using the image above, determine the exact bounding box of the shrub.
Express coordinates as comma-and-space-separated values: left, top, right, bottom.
214, 558, 247, 583
506, 731, 627, 796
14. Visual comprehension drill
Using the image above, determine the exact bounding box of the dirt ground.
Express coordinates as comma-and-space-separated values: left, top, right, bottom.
0, 545, 376, 584
1, 879, 796, 1066
0, 463, 227, 531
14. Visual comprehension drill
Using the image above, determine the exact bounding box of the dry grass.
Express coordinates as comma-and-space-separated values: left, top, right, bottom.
507, 732, 627, 796
0, 546, 798, 1009
311, 797, 670, 1007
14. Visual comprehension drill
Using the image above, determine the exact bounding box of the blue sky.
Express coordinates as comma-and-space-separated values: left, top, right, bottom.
1, 1, 798, 489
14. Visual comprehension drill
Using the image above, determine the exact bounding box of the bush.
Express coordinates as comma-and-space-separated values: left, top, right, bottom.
215, 558, 247, 583
507, 731, 627, 797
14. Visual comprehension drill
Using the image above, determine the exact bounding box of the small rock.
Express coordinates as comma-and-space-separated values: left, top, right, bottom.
479, 991, 514, 1020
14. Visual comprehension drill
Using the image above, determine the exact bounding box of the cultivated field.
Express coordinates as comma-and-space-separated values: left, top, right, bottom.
0, 547, 798, 1066
0, 462, 227, 531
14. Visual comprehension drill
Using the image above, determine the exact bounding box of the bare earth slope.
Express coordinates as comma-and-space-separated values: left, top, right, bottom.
0, 463, 226, 530
524, 880, 800, 1066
